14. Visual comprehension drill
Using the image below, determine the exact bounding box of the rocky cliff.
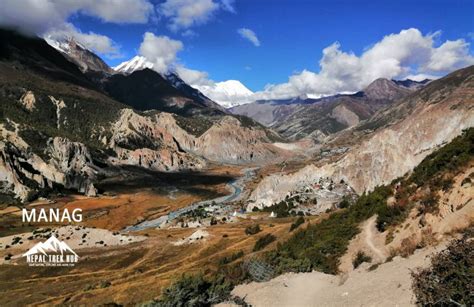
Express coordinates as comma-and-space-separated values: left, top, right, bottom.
109, 109, 281, 167
0, 92, 282, 201
249, 66, 474, 208
0, 125, 98, 201
46, 37, 114, 74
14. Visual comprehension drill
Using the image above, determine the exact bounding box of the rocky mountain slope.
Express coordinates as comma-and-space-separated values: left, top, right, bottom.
231, 128, 473, 307
249, 66, 474, 208
230, 78, 427, 141
115, 56, 254, 109
0, 29, 284, 202
103, 68, 224, 116
46, 37, 114, 74
113, 55, 225, 113
48, 45, 224, 116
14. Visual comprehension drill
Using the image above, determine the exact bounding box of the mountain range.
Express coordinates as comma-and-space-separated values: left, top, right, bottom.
0, 26, 473, 307
230, 77, 431, 141
114, 55, 254, 108
249, 65, 474, 207
0, 28, 472, 206
0, 29, 283, 202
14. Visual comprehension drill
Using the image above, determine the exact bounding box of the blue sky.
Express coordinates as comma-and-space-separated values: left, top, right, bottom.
1, 0, 473, 102
68, 0, 474, 91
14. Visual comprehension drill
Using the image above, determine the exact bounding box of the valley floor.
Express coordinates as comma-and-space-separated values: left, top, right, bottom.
0, 132, 472, 305
0, 163, 306, 305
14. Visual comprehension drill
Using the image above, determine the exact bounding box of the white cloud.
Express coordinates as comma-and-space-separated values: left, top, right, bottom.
404, 73, 440, 82
73, 0, 153, 23
175, 65, 213, 86
423, 39, 473, 72
221, 0, 236, 13
237, 28, 260, 47
0, 0, 64, 35
45, 24, 122, 58
253, 28, 474, 100
159, 0, 219, 31
0, 0, 153, 34
0, 0, 153, 58
139, 32, 183, 73
181, 29, 198, 38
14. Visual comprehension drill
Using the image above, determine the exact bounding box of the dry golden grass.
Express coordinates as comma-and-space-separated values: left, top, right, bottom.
0, 213, 318, 305
62, 192, 204, 231
0, 164, 314, 305
0, 162, 324, 305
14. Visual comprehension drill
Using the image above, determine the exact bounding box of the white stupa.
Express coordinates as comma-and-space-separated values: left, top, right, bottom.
270, 211, 276, 218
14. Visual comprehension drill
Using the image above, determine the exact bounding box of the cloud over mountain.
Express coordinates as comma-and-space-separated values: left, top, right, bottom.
138, 32, 183, 73
45, 24, 123, 58
0, 0, 154, 58
0, 0, 153, 34
177, 28, 473, 105
253, 28, 474, 100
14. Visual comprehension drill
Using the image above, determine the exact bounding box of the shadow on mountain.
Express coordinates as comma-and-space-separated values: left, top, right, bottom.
96, 165, 236, 197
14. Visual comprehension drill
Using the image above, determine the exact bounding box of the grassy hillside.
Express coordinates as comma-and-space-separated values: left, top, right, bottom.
0, 66, 122, 152
150, 128, 473, 305
267, 128, 473, 274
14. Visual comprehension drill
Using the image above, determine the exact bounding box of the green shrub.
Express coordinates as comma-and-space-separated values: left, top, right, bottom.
461, 177, 472, 186
261, 200, 295, 217
289, 216, 305, 232
411, 227, 473, 306
408, 128, 473, 188
338, 198, 350, 209
352, 251, 372, 269
149, 274, 233, 306
253, 234, 276, 252
218, 251, 244, 265
245, 224, 261, 235
419, 191, 440, 214
173, 115, 213, 137
376, 202, 405, 232
266, 185, 392, 274
368, 263, 379, 271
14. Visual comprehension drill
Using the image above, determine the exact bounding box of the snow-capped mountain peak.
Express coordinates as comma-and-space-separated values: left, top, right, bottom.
23, 235, 77, 257
45, 36, 113, 74
215, 80, 253, 96
195, 80, 254, 108
113, 56, 253, 108
45, 36, 87, 54
113, 56, 154, 74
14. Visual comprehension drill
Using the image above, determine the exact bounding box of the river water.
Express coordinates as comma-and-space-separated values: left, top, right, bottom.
124, 168, 256, 232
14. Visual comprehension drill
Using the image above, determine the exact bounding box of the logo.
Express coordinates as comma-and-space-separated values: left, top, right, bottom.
23, 235, 79, 267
